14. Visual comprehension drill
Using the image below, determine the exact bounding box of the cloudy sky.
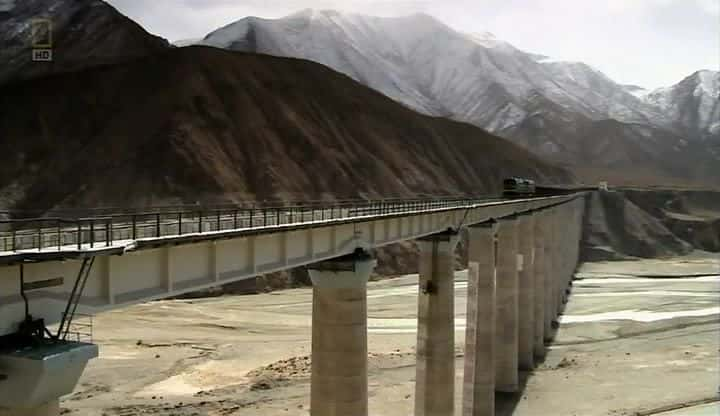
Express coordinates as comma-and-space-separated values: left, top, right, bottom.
107, 0, 719, 89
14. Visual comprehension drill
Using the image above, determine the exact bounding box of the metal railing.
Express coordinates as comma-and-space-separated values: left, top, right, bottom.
0, 197, 500, 253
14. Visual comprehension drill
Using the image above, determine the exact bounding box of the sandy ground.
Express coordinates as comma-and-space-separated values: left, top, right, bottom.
62, 253, 720, 416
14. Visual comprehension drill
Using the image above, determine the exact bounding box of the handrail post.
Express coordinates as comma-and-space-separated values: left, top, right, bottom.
90, 220, 95, 248
106, 218, 112, 246
199, 211, 203, 233
216, 211, 221, 231
77, 221, 82, 250
155, 213, 161, 238
38, 224, 42, 252
178, 212, 183, 235
132, 215, 137, 240
233, 210, 238, 229
57, 222, 61, 250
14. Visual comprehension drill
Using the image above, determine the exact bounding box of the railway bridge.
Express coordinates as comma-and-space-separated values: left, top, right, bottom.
0, 193, 586, 416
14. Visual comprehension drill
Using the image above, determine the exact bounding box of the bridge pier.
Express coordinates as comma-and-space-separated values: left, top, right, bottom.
532, 211, 547, 359
308, 251, 377, 416
543, 208, 557, 342
556, 207, 566, 316
415, 230, 459, 416
517, 212, 535, 371
495, 216, 519, 392
462, 220, 497, 416
0, 340, 97, 416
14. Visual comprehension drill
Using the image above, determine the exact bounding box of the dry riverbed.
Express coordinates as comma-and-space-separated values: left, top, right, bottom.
63, 253, 719, 415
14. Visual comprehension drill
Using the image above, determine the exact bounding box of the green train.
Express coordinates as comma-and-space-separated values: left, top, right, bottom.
502, 177, 536, 197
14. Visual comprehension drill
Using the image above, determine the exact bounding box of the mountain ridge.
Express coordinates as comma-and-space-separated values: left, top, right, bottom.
198, 9, 719, 186
0, 45, 571, 210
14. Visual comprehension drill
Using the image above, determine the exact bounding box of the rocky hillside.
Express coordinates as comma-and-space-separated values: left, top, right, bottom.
0, 0, 169, 86
0, 46, 570, 211
582, 189, 720, 261
644, 70, 720, 141
198, 10, 720, 187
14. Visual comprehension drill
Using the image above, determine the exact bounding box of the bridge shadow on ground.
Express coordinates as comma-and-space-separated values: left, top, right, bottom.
496, 293, 570, 416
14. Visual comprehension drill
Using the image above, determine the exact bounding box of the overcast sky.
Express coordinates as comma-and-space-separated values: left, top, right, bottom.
107, 0, 719, 90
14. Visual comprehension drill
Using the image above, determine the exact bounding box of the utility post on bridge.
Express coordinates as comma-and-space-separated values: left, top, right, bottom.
462, 219, 497, 416
414, 229, 459, 416
307, 250, 377, 416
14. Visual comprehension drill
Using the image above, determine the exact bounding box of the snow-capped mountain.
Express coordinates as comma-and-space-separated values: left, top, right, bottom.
199, 10, 719, 185
201, 10, 668, 132
623, 84, 649, 98
644, 70, 720, 140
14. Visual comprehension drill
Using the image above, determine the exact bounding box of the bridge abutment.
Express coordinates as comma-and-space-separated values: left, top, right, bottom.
462, 220, 497, 416
308, 251, 377, 416
415, 231, 459, 416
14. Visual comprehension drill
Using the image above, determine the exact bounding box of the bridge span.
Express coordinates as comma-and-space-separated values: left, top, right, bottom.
0, 193, 586, 416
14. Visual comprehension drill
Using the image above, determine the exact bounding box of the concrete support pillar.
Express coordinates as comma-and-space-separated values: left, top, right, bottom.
415, 230, 459, 416
308, 251, 377, 416
532, 211, 546, 358
495, 216, 519, 392
517, 213, 535, 371
462, 220, 497, 416
543, 208, 555, 342
0, 401, 59, 416
556, 205, 567, 315
550, 206, 561, 317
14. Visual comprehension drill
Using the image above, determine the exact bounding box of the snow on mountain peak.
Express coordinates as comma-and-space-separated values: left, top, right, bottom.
695, 70, 719, 97
465, 31, 507, 48
290, 8, 343, 20
622, 84, 649, 98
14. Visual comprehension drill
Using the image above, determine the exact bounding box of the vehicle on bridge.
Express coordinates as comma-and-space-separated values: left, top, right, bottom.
502, 177, 536, 197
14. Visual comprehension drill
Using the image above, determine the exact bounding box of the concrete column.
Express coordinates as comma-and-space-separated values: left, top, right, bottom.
543, 208, 555, 342
517, 212, 535, 371
415, 230, 459, 416
308, 251, 377, 416
463, 220, 497, 416
495, 216, 519, 392
532, 211, 546, 359
0, 401, 59, 416
551, 205, 565, 319
556, 202, 573, 315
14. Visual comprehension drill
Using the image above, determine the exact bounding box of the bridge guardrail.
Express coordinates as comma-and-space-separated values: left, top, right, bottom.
0, 197, 498, 253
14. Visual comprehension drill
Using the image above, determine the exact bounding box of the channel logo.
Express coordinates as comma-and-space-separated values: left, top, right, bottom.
31, 18, 53, 62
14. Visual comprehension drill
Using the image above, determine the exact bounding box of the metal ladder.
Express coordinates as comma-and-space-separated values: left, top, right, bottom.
56, 256, 95, 341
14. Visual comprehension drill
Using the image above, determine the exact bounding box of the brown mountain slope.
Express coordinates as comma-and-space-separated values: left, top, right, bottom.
0, 46, 571, 210
500, 93, 720, 188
